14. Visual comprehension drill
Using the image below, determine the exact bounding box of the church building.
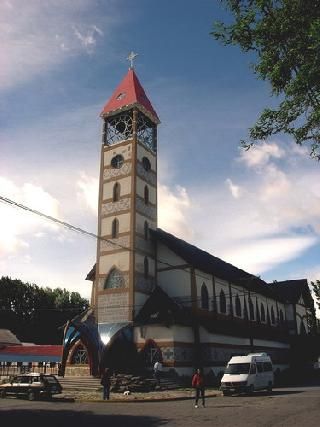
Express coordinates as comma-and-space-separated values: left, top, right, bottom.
61, 63, 315, 379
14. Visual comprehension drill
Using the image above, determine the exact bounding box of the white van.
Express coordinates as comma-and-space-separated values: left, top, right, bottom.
220, 353, 273, 396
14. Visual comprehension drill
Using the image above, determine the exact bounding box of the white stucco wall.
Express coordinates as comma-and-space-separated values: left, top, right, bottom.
136, 177, 156, 204
103, 176, 132, 200
137, 143, 156, 171
101, 213, 131, 236
99, 252, 130, 274
104, 141, 132, 164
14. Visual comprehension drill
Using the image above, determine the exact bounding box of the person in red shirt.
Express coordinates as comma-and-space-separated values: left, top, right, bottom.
192, 368, 205, 408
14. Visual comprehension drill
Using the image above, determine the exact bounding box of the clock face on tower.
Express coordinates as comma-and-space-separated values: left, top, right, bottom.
111, 154, 124, 169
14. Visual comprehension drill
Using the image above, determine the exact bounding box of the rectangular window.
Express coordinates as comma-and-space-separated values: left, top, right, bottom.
257, 362, 263, 373
263, 362, 272, 372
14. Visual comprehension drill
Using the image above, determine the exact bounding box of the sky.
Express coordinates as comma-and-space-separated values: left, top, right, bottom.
1, 0, 320, 304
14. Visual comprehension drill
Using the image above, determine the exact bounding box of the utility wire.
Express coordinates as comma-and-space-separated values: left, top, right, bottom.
0, 195, 276, 304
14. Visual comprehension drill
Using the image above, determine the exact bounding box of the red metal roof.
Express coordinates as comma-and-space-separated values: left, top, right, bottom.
101, 68, 159, 123
0, 345, 62, 357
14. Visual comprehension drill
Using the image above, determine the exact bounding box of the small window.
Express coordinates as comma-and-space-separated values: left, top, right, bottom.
111, 154, 124, 169
249, 364, 256, 374
235, 295, 242, 317
219, 289, 226, 314
111, 218, 119, 238
261, 303, 266, 322
144, 257, 149, 279
263, 362, 272, 372
144, 185, 149, 204
113, 182, 120, 202
142, 157, 151, 171
257, 362, 263, 373
201, 283, 209, 310
144, 221, 149, 240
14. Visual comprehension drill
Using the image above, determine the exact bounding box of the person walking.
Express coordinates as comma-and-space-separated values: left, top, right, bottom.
153, 360, 162, 387
100, 367, 112, 400
192, 368, 205, 408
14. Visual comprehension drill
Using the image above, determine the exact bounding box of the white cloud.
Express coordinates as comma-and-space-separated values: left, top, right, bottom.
184, 141, 320, 276
0, 1, 118, 90
72, 25, 104, 54
0, 176, 60, 255
226, 178, 242, 199
220, 236, 318, 274
76, 173, 99, 214
158, 184, 193, 240
239, 142, 285, 168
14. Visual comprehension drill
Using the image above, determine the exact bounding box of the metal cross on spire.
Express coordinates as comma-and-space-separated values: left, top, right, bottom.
127, 51, 138, 69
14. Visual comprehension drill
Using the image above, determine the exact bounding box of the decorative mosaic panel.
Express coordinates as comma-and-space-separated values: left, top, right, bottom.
100, 235, 130, 252
103, 163, 132, 180
101, 198, 130, 216
137, 163, 156, 186
135, 273, 155, 293
98, 273, 129, 291
136, 197, 156, 220
97, 292, 129, 323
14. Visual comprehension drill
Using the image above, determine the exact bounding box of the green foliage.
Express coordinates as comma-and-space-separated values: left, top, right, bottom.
212, 0, 320, 159
0, 276, 89, 344
311, 280, 320, 310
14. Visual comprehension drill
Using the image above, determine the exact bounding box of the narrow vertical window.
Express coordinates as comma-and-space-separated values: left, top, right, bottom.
111, 218, 119, 238
113, 182, 120, 202
144, 256, 149, 279
249, 297, 254, 320
260, 303, 266, 322
201, 284, 209, 310
144, 221, 149, 240
279, 309, 284, 324
235, 295, 242, 317
144, 185, 149, 205
219, 289, 226, 314
271, 306, 275, 324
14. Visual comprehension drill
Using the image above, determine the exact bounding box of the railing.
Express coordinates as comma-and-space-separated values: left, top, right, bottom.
0, 365, 59, 378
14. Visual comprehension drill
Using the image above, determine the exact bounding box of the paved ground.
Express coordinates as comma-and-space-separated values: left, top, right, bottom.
1, 386, 320, 427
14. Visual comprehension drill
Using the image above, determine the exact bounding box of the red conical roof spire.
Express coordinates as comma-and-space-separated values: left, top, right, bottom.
101, 69, 160, 123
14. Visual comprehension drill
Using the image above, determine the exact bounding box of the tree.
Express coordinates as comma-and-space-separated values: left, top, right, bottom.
212, 0, 320, 159
311, 280, 320, 311
0, 276, 89, 344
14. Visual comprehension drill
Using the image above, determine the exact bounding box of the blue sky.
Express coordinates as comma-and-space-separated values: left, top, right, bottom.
1, 0, 320, 302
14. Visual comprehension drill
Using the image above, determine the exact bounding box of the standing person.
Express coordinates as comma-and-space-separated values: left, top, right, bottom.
153, 360, 162, 387
100, 368, 112, 400
192, 368, 205, 408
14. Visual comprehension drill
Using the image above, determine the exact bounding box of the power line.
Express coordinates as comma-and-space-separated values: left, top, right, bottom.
0, 194, 276, 303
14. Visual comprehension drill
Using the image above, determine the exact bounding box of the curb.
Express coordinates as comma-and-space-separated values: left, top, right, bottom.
75, 392, 222, 403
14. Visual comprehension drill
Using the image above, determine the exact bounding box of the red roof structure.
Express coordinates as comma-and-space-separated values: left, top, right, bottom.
0, 345, 62, 357
101, 68, 159, 123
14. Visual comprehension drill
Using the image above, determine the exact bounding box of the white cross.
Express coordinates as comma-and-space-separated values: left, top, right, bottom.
127, 51, 138, 69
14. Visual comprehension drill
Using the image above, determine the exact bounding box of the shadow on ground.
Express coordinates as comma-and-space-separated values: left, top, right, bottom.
0, 409, 168, 427
227, 390, 303, 398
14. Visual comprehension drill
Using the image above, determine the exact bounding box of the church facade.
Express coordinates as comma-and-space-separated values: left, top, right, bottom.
61, 66, 314, 379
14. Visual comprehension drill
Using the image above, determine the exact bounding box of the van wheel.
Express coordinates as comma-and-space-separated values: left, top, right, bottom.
267, 382, 273, 393
28, 391, 36, 401
0, 390, 6, 399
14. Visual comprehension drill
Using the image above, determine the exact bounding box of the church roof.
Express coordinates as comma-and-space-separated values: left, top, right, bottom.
151, 228, 281, 300
101, 68, 160, 123
267, 279, 312, 305
0, 329, 21, 346
86, 228, 311, 305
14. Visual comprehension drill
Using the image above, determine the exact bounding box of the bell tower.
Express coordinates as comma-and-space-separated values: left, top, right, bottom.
93, 63, 160, 325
